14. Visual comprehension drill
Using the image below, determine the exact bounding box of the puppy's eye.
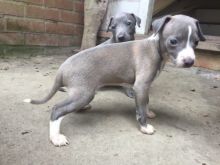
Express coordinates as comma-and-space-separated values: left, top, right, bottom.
111, 25, 116, 29
170, 38, 178, 46
127, 21, 131, 26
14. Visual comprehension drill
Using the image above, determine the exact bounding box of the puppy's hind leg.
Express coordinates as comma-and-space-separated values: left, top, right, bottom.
49, 88, 95, 147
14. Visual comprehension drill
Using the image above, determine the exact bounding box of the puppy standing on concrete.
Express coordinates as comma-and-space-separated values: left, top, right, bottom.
24, 15, 205, 146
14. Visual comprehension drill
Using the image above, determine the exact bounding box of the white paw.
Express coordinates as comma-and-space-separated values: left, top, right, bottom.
140, 124, 155, 135
50, 134, 69, 147
146, 110, 156, 119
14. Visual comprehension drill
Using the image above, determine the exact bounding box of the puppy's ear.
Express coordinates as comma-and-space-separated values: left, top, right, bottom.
152, 15, 172, 34
196, 21, 206, 41
131, 13, 141, 27
106, 17, 114, 32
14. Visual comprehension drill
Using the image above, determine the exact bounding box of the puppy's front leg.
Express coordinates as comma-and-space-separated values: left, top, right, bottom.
122, 87, 156, 118
133, 82, 155, 135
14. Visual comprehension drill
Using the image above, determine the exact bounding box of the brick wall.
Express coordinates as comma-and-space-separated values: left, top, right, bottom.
0, 0, 84, 47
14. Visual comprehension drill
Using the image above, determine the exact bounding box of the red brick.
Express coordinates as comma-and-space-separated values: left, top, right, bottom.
58, 35, 74, 46
45, 22, 57, 34
28, 20, 45, 33
45, 0, 73, 10
0, 1, 84, 47
45, 8, 60, 21
72, 12, 84, 25
7, 18, 45, 33
60, 35, 82, 46
32, 0, 43, 5
46, 22, 75, 35
73, 1, 84, 12
26, 5, 45, 19
0, 32, 24, 45
0, 18, 5, 31
15, 0, 44, 5
60, 11, 83, 25
26, 6, 60, 21
73, 35, 82, 46
25, 33, 59, 46
0, 1, 24, 17
75, 25, 83, 36
60, 11, 75, 23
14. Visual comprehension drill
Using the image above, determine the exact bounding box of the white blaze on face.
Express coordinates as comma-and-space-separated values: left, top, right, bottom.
176, 26, 195, 67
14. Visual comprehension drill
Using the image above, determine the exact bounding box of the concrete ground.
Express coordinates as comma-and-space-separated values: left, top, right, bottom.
0, 54, 220, 165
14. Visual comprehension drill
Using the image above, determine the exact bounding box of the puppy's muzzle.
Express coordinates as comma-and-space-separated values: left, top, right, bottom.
118, 34, 125, 42
183, 58, 194, 68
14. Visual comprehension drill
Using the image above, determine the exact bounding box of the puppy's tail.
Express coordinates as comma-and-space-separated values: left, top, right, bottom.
23, 75, 62, 105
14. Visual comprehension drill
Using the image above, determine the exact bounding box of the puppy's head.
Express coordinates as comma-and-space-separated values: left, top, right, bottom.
107, 12, 141, 43
152, 15, 206, 68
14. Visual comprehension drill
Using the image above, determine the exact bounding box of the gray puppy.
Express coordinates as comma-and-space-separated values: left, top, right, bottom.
102, 12, 141, 44
24, 15, 205, 146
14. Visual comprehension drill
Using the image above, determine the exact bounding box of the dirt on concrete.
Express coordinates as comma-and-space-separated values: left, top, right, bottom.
0, 54, 220, 165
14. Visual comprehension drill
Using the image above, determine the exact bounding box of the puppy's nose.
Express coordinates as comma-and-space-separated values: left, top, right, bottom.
183, 58, 194, 67
118, 35, 125, 42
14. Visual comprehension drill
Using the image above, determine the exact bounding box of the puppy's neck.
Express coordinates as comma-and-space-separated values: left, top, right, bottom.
147, 33, 168, 74
156, 34, 169, 66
